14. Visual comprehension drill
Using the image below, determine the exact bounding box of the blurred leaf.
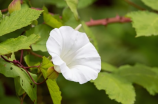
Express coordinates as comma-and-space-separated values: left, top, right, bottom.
35, 0, 95, 9
0, 8, 43, 36
0, 11, 2, 22
93, 72, 135, 104
41, 56, 53, 69
78, 0, 96, 8
43, 6, 62, 28
10, 53, 16, 61
14, 77, 25, 96
62, 7, 72, 23
25, 24, 52, 52
0, 34, 40, 55
82, 21, 98, 50
0, 57, 37, 102
8, 0, 21, 13
65, 0, 79, 20
0, 97, 20, 104
141, 0, 158, 11
101, 62, 117, 72
40, 57, 62, 104
116, 64, 158, 95
24, 54, 41, 70
0, 82, 4, 98
23, 0, 32, 7
127, 11, 158, 37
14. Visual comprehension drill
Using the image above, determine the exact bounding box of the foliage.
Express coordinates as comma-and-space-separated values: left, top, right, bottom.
25, 24, 52, 52
93, 72, 135, 104
0, 8, 43, 36
1, 0, 158, 104
65, 0, 79, 20
0, 34, 40, 55
141, 0, 158, 11
40, 57, 62, 104
43, 6, 63, 28
127, 11, 158, 37
0, 56, 37, 102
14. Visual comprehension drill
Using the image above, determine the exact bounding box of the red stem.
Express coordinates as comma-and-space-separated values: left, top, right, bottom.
1, 55, 47, 85
22, 66, 48, 85
86, 15, 131, 26
1, 8, 8, 12
1, 55, 12, 62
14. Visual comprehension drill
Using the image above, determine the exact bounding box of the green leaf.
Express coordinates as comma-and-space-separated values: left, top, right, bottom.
141, 0, 158, 11
43, 6, 62, 28
81, 21, 98, 50
0, 34, 40, 55
24, 54, 41, 70
8, 0, 21, 13
0, 11, 2, 22
101, 62, 117, 72
65, 0, 79, 20
0, 97, 20, 104
41, 56, 53, 69
40, 57, 62, 104
25, 24, 52, 52
0, 57, 37, 102
127, 11, 158, 37
78, 0, 96, 8
62, 7, 72, 23
44, 0, 95, 9
116, 64, 158, 95
14, 77, 25, 96
0, 8, 43, 36
0, 82, 5, 98
93, 72, 135, 104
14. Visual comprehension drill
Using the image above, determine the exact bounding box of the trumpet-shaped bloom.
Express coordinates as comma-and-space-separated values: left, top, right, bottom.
46, 26, 101, 84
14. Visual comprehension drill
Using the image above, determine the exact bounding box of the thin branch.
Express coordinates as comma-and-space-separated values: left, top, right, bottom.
1, 55, 12, 62
86, 15, 131, 27
28, 50, 43, 58
20, 93, 26, 104
1, 8, 8, 12
22, 67, 48, 85
124, 0, 145, 10
1, 55, 47, 85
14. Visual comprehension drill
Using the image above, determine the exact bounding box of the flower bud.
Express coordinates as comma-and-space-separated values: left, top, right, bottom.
47, 66, 59, 79
8, 0, 21, 14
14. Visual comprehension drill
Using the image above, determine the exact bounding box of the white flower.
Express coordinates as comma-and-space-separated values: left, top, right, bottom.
46, 26, 101, 84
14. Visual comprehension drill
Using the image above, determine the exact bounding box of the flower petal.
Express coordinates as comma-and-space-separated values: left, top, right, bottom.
46, 26, 101, 84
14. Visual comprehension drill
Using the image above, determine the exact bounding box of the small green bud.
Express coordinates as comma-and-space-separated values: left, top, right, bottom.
8, 0, 21, 14
47, 66, 59, 79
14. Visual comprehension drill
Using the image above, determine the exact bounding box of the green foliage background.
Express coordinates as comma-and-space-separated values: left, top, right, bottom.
1, 0, 158, 104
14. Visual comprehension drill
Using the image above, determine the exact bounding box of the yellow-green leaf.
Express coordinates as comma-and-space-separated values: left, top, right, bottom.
0, 8, 43, 36
0, 34, 40, 55
40, 57, 62, 104
65, 0, 79, 20
43, 6, 62, 28
141, 0, 158, 11
127, 11, 158, 37
93, 72, 135, 104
